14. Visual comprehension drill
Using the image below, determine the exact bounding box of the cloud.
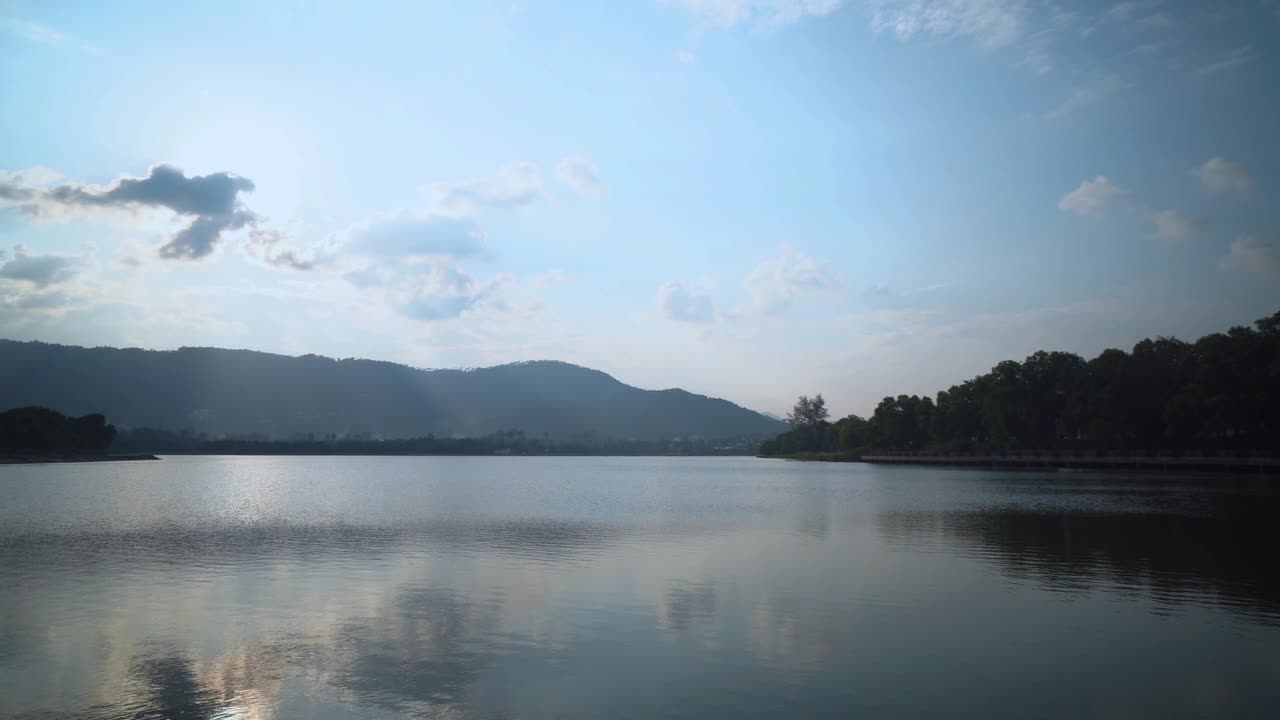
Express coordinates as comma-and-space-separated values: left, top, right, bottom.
661, 0, 842, 28
530, 269, 571, 288
1220, 235, 1279, 278
4, 18, 105, 55
868, 0, 1028, 47
1195, 46, 1256, 76
1044, 75, 1130, 119
343, 268, 385, 288
1058, 175, 1125, 215
864, 281, 951, 299
400, 265, 509, 321
427, 162, 542, 214
14, 289, 77, 310
1194, 157, 1253, 194
1151, 210, 1211, 241
348, 212, 486, 261
658, 281, 716, 323
2, 164, 260, 260
340, 208, 509, 321
555, 157, 605, 196
245, 228, 318, 270
738, 245, 841, 315
0, 167, 61, 203
0, 246, 81, 287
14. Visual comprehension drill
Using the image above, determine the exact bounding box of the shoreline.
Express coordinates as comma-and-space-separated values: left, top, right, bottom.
0, 454, 160, 465
760, 452, 1279, 474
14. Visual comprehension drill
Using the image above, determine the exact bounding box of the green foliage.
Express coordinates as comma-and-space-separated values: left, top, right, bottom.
786, 393, 830, 427
761, 310, 1280, 457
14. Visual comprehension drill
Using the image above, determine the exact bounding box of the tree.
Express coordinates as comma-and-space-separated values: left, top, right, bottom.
759, 307, 1280, 457
787, 394, 829, 427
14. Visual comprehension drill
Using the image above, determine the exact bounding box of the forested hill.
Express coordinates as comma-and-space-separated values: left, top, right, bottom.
0, 341, 785, 441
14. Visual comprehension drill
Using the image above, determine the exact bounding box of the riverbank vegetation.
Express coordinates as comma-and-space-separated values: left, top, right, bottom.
0, 406, 118, 460
761, 310, 1280, 458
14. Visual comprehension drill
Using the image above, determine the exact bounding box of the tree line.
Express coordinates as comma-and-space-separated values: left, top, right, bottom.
110, 426, 759, 456
760, 310, 1280, 458
0, 406, 117, 458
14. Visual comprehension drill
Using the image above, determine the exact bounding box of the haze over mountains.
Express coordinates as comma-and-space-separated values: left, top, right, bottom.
0, 340, 785, 441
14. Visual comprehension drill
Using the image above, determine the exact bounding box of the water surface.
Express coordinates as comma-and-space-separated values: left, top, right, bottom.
2, 456, 1278, 719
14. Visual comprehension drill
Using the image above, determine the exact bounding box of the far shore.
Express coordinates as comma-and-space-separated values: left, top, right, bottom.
761, 451, 1279, 474
1, 454, 160, 465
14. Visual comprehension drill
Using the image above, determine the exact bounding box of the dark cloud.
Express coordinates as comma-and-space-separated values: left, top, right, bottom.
4, 164, 260, 260
0, 182, 37, 202
47, 164, 253, 215
158, 210, 256, 259
0, 248, 81, 287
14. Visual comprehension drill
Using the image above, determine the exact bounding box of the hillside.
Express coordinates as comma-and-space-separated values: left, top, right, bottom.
0, 340, 785, 441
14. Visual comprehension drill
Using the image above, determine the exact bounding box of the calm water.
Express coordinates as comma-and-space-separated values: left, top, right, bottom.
1, 457, 1278, 719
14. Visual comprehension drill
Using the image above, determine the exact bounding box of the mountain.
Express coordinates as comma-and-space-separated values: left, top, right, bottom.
0, 340, 785, 441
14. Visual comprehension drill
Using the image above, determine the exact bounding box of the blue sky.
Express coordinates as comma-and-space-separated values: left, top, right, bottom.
1, 0, 1277, 417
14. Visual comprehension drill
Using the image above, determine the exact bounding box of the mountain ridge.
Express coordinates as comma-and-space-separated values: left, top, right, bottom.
0, 339, 785, 441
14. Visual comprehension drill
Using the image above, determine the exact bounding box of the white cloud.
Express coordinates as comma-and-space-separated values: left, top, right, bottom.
674, 49, 697, 64
868, 0, 1028, 47
738, 245, 841, 316
3, 19, 105, 55
1058, 175, 1125, 215
0, 166, 62, 191
530, 269, 571, 288
1151, 210, 1211, 241
348, 212, 487, 261
340, 207, 512, 322
426, 162, 542, 215
399, 265, 509, 321
1044, 75, 1130, 119
658, 281, 715, 323
1194, 157, 1253, 194
1220, 235, 1279, 278
554, 156, 605, 196
662, 0, 842, 28
1195, 46, 1256, 76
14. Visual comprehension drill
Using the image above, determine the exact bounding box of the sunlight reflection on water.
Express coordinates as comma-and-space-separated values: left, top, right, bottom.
1, 456, 1278, 719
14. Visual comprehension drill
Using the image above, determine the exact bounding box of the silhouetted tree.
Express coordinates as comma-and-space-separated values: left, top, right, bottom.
0, 406, 117, 456
787, 394, 830, 427
761, 309, 1280, 457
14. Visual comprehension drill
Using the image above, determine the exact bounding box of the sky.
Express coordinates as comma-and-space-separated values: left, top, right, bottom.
1, 0, 1277, 417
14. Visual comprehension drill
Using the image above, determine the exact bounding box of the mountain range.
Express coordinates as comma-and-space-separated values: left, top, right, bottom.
0, 340, 785, 441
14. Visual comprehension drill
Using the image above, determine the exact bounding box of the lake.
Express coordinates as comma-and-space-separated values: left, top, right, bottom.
1, 456, 1278, 719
